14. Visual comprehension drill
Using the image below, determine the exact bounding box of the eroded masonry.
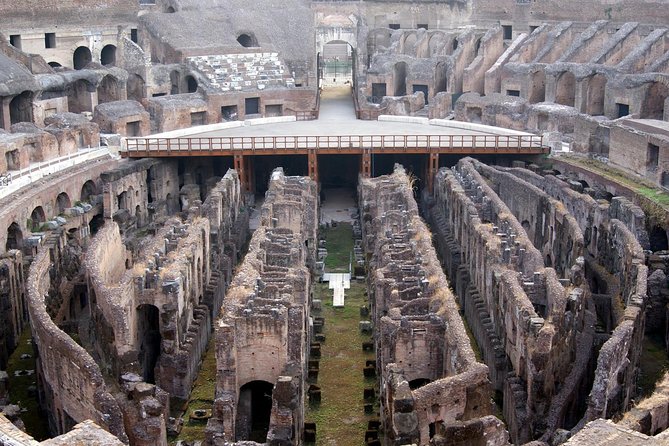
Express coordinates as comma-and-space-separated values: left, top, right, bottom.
1, 0, 669, 445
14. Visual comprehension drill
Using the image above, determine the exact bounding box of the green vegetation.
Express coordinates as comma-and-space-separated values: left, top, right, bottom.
6, 328, 49, 440
169, 337, 217, 444
306, 222, 376, 445
323, 223, 354, 272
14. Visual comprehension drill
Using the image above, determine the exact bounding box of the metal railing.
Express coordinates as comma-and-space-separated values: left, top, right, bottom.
124, 134, 545, 154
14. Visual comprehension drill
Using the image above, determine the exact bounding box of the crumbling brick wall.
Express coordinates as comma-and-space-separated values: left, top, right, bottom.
360, 165, 502, 446
207, 168, 317, 446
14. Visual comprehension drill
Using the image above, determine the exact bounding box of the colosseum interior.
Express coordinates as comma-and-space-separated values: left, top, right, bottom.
1, 0, 669, 445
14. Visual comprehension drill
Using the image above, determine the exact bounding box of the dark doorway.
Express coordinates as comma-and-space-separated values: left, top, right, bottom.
100, 45, 116, 66
245, 97, 260, 116
56, 192, 71, 215
616, 103, 630, 118
371, 83, 387, 103
236, 380, 274, 442
73, 46, 92, 70
393, 62, 408, 96
649, 226, 668, 252
80, 180, 98, 203
30, 206, 46, 232
221, 105, 238, 121
185, 75, 198, 93
127, 74, 145, 101
137, 304, 161, 383
9, 91, 33, 125
253, 155, 308, 194
413, 84, 429, 104
6, 222, 23, 251
237, 33, 258, 48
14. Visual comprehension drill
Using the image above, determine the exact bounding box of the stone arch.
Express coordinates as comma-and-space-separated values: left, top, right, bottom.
403, 33, 417, 56
48, 61, 62, 68
529, 71, 546, 103
5, 222, 23, 251
165, 6, 176, 13
585, 74, 607, 116
100, 44, 116, 66
640, 81, 669, 119
393, 61, 408, 96
322, 39, 354, 81
185, 75, 198, 93
237, 33, 259, 48
555, 71, 576, 107
73, 46, 92, 70
137, 304, 161, 383
434, 62, 448, 94
237, 380, 274, 442
80, 180, 98, 202
30, 206, 46, 231
127, 74, 145, 101
9, 91, 33, 125
97, 75, 120, 104
67, 79, 94, 113
427, 32, 447, 57
56, 192, 71, 215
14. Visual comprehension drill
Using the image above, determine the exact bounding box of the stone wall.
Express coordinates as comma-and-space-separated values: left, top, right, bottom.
26, 231, 128, 441
360, 165, 503, 445
0, 251, 25, 370
207, 168, 317, 445
429, 159, 591, 443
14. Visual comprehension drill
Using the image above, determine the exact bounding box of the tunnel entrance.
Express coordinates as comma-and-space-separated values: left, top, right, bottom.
253, 155, 308, 194
237, 380, 274, 442
137, 304, 161, 383
318, 154, 359, 189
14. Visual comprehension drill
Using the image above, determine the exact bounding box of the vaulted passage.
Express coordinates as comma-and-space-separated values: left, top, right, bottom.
236, 380, 274, 442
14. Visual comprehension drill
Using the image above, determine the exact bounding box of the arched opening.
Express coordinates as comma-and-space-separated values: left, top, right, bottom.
137, 304, 161, 383
97, 75, 120, 104
586, 74, 606, 116
89, 213, 104, 235
5, 222, 23, 251
649, 226, 669, 252
237, 33, 258, 48
434, 62, 448, 94
48, 61, 62, 68
117, 189, 130, 211
185, 75, 198, 93
322, 40, 353, 83
100, 45, 116, 66
56, 192, 71, 215
80, 180, 97, 203
67, 79, 94, 113
408, 378, 431, 390
555, 71, 576, 107
170, 70, 180, 95
165, 6, 176, 13
237, 380, 274, 442
9, 91, 33, 125
521, 220, 531, 234
529, 71, 546, 103
640, 82, 669, 119
402, 34, 417, 55
30, 206, 46, 232
73, 46, 92, 70
393, 62, 408, 96
127, 74, 145, 102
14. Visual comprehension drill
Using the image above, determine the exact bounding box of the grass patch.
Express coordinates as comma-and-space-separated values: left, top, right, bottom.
322, 223, 355, 271
306, 281, 375, 446
169, 336, 218, 444
6, 328, 49, 440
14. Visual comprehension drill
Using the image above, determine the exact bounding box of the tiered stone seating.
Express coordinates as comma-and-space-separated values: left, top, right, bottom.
188, 53, 295, 91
